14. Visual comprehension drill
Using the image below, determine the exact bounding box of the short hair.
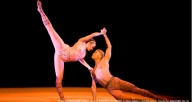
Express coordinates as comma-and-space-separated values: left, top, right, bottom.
96, 49, 104, 57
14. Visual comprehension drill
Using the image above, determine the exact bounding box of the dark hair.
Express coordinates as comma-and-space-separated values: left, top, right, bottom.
96, 49, 104, 57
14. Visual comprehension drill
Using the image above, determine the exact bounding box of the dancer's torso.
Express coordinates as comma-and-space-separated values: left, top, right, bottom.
92, 62, 113, 87
57, 42, 86, 62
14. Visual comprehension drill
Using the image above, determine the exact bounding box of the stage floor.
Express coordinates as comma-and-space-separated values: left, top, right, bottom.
0, 87, 185, 102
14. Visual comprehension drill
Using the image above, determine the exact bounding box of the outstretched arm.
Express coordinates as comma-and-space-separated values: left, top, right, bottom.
79, 59, 97, 100
101, 28, 112, 60
79, 59, 93, 71
78, 32, 104, 43
90, 74, 97, 101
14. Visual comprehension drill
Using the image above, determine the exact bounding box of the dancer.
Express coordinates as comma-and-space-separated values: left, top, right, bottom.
36, 0, 104, 101
89, 28, 166, 101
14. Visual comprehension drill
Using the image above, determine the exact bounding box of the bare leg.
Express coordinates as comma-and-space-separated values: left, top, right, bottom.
55, 53, 65, 100
37, 0, 65, 50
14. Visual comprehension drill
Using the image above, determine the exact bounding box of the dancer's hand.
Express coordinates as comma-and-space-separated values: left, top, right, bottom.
89, 68, 93, 73
100, 27, 107, 35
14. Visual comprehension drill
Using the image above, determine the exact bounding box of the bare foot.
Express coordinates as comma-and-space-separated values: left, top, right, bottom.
37, 0, 42, 12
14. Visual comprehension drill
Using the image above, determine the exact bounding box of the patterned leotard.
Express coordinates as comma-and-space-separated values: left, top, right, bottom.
57, 42, 86, 62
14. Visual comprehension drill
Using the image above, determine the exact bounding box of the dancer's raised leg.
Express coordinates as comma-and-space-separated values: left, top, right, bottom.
37, 0, 65, 50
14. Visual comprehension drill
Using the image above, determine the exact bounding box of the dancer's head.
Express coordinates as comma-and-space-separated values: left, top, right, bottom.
86, 39, 96, 51
91, 49, 104, 60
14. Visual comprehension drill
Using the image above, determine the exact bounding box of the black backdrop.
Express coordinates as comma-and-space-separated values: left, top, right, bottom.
0, 0, 190, 99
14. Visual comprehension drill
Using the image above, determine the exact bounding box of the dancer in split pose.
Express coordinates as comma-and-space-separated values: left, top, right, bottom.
37, 0, 104, 101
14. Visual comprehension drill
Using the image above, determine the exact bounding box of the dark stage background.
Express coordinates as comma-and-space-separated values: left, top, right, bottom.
0, 0, 191, 99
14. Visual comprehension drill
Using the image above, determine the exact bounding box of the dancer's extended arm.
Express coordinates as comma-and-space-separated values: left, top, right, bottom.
101, 28, 112, 61
78, 32, 103, 42
90, 74, 97, 101
79, 59, 93, 71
